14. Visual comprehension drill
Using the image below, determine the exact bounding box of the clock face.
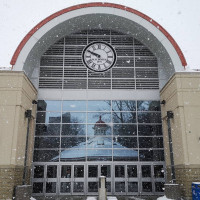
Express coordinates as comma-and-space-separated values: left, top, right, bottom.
82, 42, 116, 72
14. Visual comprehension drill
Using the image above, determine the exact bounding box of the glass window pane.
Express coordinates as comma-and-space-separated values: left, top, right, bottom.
33, 150, 59, 162
113, 137, 137, 148
128, 182, 138, 192
62, 124, 86, 135
113, 112, 136, 123
88, 166, 98, 177
113, 150, 138, 161
33, 182, 43, 193
87, 124, 111, 136
127, 165, 137, 177
115, 182, 125, 192
74, 165, 84, 178
47, 165, 57, 178
155, 182, 165, 192
37, 100, 61, 111
115, 165, 125, 177
88, 182, 98, 192
139, 150, 164, 161
138, 112, 161, 123
35, 124, 60, 136
137, 101, 160, 111
60, 149, 86, 162
88, 100, 111, 111
34, 165, 44, 178
154, 165, 165, 178
106, 182, 111, 192
142, 182, 152, 192
113, 124, 137, 136
101, 165, 111, 177
74, 182, 84, 193
46, 182, 56, 193
142, 165, 151, 177
61, 137, 86, 148
62, 112, 86, 123
34, 137, 60, 149
138, 125, 162, 136
88, 113, 111, 123
139, 137, 163, 148
112, 100, 136, 111
87, 137, 112, 148
60, 182, 71, 193
61, 166, 71, 178
87, 149, 112, 161
36, 112, 61, 123
63, 101, 86, 111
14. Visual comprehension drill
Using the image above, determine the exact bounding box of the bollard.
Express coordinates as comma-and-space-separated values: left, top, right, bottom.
99, 176, 107, 200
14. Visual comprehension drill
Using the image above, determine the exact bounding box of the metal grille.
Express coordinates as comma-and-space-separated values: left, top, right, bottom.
39, 29, 159, 89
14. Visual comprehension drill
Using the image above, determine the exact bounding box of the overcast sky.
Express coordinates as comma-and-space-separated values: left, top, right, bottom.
0, 0, 200, 69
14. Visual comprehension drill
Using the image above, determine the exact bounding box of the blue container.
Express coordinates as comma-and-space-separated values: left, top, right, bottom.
192, 182, 200, 200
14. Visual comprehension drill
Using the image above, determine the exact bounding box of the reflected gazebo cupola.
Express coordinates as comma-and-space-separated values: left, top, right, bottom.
93, 116, 108, 135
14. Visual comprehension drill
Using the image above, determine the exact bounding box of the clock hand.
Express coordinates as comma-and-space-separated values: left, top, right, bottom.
87, 50, 101, 58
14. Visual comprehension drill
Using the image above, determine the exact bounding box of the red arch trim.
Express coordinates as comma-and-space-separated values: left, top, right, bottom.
10, 2, 187, 67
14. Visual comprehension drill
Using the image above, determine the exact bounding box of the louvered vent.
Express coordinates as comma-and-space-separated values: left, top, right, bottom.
39, 29, 159, 89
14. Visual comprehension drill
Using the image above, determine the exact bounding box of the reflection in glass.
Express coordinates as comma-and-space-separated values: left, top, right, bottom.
62, 124, 86, 135
88, 166, 98, 177
88, 101, 111, 111
62, 112, 86, 123
88, 113, 111, 123
33, 150, 59, 162
46, 182, 56, 193
115, 182, 125, 192
74, 182, 84, 192
138, 125, 162, 136
88, 182, 98, 192
34, 165, 44, 178
37, 100, 61, 111
112, 100, 136, 111
87, 149, 112, 161
87, 124, 111, 136
113, 137, 137, 148
137, 101, 160, 111
142, 182, 152, 192
101, 165, 111, 177
139, 137, 163, 148
35, 124, 61, 136
47, 165, 57, 178
36, 112, 61, 123
137, 112, 161, 123
87, 137, 112, 148
60, 182, 71, 193
127, 165, 137, 177
115, 165, 125, 177
33, 182, 43, 193
60, 149, 86, 162
140, 150, 164, 161
61, 166, 71, 178
113, 124, 137, 136
63, 101, 86, 111
128, 182, 138, 192
34, 137, 60, 148
113, 112, 136, 123
61, 137, 86, 148
113, 150, 138, 161
74, 165, 84, 178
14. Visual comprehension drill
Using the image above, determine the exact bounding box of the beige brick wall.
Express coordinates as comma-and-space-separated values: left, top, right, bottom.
160, 72, 200, 199
0, 71, 37, 199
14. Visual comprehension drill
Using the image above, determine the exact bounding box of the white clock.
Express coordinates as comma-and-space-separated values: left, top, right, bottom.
82, 42, 116, 72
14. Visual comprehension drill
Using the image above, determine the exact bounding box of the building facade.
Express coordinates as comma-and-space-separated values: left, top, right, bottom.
0, 3, 200, 200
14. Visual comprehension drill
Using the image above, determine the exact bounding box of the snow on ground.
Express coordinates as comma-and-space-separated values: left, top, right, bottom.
157, 196, 173, 200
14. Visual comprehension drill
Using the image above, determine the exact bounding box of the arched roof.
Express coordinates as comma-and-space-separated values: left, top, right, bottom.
11, 2, 187, 68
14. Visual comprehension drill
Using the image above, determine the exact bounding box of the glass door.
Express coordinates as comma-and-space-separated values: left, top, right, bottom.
100, 164, 112, 194
87, 165, 99, 194
127, 165, 139, 194
114, 165, 126, 194
60, 165, 72, 194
